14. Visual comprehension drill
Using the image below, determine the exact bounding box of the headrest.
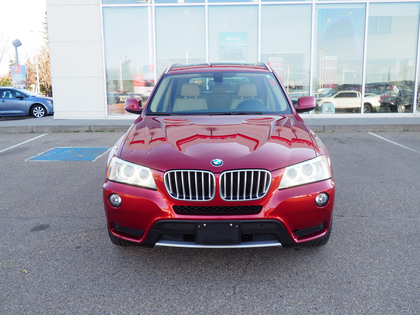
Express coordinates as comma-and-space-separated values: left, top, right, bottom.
238, 84, 257, 98
181, 83, 200, 97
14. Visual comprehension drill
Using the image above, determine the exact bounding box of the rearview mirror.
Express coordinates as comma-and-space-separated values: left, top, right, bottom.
295, 96, 316, 113
125, 98, 142, 114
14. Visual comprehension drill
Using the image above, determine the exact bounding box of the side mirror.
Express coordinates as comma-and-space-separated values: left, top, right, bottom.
125, 98, 142, 114
295, 96, 316, 113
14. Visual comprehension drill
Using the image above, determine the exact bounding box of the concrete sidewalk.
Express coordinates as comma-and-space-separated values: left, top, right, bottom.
0, 115, 419, 133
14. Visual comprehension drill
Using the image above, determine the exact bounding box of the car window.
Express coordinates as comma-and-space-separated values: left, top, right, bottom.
336, 92, 357, 98
1, 90, 14, 99
146, 72, 291, 115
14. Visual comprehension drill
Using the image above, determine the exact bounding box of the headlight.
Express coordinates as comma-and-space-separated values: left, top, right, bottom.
107, 157, 157, 189
279, 155, 331, 189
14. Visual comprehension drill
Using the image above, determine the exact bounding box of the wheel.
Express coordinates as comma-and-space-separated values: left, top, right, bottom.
363, 103, 373, 113
389, 105, 397, 112
108, 227, 134, 246
283, 219, 333, 249
311, 218, 333, 247
31, 105, 46, 118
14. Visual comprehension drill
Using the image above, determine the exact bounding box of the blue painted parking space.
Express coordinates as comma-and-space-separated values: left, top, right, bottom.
28, 147, 110, 162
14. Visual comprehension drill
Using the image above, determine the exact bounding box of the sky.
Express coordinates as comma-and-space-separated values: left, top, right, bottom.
0, 0, 47, 75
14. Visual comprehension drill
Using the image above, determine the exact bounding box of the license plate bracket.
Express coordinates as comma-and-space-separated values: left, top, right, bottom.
196, 222, 240, 245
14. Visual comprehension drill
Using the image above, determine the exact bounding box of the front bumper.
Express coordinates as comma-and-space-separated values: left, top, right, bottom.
103, 175, 335, 248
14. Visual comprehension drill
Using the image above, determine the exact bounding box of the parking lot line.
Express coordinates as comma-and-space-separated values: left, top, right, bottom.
0, 133, 48, 154
368, 132, 420, 154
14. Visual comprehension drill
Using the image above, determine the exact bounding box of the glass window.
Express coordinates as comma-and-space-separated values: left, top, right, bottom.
156, 7, 206, 76
103, 0, 204, 3
103, 0, 145, 4
314, 4, 365, 114
261, 0, 311, 2
261, 4, 312, 104
155, 0, 204, 3
208, 0, 253, 2
1, 89, 13, 99
365, 3, 420, 114
208, 6, 258, 63
417, 53, 420, 114
103, 7, 154, 116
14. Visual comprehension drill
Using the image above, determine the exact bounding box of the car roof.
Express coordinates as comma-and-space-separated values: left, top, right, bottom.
165, 63, 273, 74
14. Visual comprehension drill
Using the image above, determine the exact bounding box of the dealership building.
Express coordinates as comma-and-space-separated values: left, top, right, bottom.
46, 0, 420, 119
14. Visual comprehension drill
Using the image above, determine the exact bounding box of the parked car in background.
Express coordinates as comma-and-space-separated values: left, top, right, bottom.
103, 63, 335, 249
380, 87, 414, 113
0, 87, 54, 118
317, 90, 380, 113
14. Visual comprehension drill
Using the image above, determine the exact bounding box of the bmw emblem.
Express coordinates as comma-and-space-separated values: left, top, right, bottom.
211, 158, 223, 167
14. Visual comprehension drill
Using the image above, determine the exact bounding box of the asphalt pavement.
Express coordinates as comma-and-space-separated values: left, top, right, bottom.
0, 131, 419, 313
1, 114, 420, 133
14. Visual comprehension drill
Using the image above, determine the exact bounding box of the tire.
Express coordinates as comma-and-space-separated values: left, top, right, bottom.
311, 218, 333, 247
108, 227, 135, 246
283, 219, 333, 249
363, 103, 373, 113
31, 104, 46, 118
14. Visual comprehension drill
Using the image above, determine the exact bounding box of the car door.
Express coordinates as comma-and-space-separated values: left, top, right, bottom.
334, 92, 359, 109
0, 89, 28, 115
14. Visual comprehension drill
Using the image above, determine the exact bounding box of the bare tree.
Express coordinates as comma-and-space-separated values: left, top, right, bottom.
0, 35, 9, 66
26, 13, 52, 96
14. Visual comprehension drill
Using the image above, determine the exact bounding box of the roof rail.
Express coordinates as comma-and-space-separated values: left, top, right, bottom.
255, 62, 272, 72
165, 64, 182, 74
263, 62, 274, 73
165, 62, 273, 73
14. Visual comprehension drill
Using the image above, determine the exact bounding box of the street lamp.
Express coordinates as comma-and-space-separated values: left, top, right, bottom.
12, 39, 22, 65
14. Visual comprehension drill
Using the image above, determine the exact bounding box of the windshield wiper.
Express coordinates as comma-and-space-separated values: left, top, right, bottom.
146, 112, 173, 116
232, 111, 264, 115
208, 112, 233, 115
207, 112, 265, 115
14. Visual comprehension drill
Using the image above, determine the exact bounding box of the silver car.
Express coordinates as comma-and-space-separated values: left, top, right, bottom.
0, 87, 54, 118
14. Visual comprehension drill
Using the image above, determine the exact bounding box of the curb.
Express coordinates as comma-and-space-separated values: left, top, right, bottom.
1, 123, 420, 134
0, 124, 132, 134
307, 123, 420, 133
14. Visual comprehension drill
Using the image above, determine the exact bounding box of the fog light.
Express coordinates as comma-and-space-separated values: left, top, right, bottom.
315, 193, 329, 207
109, 193, 122, 207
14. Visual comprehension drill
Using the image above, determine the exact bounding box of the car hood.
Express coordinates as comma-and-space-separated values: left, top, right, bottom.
119, 115, 318, 172
31, 96, 53, 102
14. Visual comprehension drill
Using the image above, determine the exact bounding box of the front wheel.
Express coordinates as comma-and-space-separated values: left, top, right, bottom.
363, 103, 373, 113
312, 218, 333, 247
31, 105, 46, 118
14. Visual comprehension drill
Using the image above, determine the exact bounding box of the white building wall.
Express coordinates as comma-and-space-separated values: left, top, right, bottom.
47, 0, 106, 119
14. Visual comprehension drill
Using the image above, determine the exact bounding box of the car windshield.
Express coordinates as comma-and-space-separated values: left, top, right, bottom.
146, 72, 292, 115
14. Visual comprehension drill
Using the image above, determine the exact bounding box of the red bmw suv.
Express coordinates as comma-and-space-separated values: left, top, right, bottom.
103, 63, 335, 248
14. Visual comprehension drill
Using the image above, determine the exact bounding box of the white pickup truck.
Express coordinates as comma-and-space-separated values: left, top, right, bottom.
317, 91, 380, 113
